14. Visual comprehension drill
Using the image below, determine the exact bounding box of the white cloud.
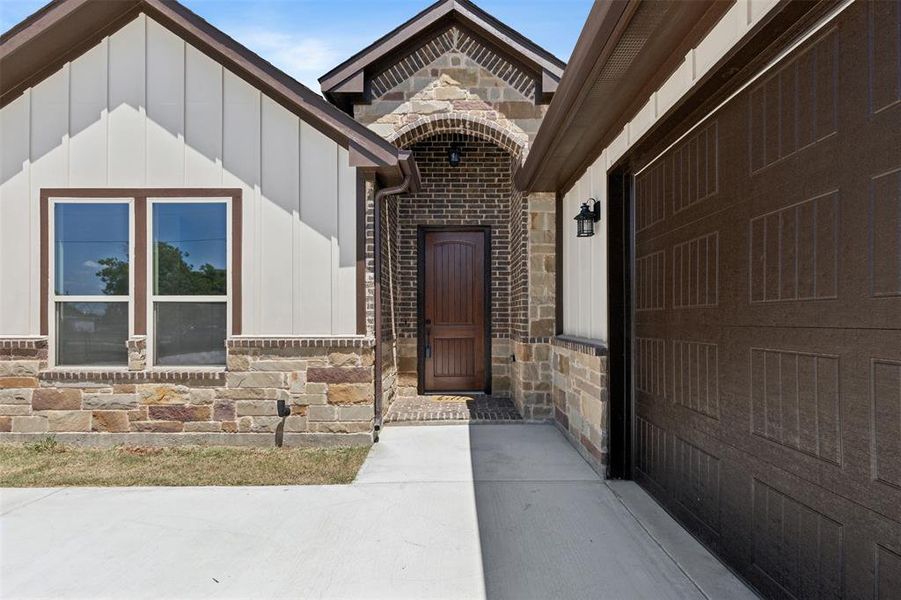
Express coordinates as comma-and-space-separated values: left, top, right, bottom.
82, 260, 101, 269
230, 28, 347, 93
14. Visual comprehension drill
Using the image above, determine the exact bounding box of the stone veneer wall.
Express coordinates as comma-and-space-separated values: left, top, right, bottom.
511, 191, 556, 420
0, 338, 376, 446
355, 26, 546, 147
551, 336, 609, 474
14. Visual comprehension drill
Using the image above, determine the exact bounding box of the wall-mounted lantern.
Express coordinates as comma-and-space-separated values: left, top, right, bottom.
574, 198, 601, 238
448, 144, 462, 167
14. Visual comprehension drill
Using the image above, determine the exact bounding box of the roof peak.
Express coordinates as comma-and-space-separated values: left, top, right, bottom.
319, 0, 565, 110
0, 0, 415, 185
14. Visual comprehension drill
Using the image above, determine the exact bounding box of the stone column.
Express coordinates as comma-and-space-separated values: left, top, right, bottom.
512, 191, 556, 420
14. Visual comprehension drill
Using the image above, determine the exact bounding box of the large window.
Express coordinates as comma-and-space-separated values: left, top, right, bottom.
53, 202, 131, 366
43, 190, 240, 369
151, 202, 228, 366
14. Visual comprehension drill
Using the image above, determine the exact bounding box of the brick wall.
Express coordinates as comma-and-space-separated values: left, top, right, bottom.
379, 185, 401, 416
396, 133, 517, 337
391, 133, 522, 396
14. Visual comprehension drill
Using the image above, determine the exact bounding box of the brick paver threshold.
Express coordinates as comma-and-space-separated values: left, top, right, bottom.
384, 395, 522, 425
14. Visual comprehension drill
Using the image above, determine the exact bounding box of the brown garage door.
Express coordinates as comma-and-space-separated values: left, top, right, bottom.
631, 3, 901, 598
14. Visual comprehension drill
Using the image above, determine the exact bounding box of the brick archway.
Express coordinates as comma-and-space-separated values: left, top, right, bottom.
388, 113, 528, 160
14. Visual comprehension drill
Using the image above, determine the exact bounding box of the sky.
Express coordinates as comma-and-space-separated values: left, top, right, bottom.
0, 0, 593, 93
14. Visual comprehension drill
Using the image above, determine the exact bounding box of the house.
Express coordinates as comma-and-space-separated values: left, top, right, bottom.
0, 0, 568, 444
0, 0, 899, 596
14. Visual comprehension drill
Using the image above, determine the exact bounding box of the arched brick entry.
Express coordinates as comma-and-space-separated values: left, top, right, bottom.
381, 125, 530, 404
388, 113, 528, 160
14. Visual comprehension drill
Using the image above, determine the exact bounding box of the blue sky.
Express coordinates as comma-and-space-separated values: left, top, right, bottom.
0, 0, 592, 92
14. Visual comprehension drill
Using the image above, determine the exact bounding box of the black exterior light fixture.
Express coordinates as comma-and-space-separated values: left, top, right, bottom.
575, 198, 601, 238
448, 144, 462, 167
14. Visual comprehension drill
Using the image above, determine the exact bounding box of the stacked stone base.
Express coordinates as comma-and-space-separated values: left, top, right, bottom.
511, 339, 553, 420
550, 336, 609, 475
0, 337, 375, 447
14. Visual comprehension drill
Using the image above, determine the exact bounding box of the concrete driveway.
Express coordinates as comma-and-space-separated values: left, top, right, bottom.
0, 424, 755, 599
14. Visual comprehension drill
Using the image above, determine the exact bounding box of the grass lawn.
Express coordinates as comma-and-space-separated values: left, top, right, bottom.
0, 438, 370, 487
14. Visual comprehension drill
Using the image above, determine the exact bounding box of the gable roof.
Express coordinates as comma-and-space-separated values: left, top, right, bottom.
0, 0, 417, 186
319, 0, 566, 110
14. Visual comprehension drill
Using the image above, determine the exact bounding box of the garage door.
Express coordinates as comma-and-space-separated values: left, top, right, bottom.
631, 2, 901, 597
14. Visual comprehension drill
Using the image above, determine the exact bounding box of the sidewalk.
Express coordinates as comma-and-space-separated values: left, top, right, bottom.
0, 424, 755, 599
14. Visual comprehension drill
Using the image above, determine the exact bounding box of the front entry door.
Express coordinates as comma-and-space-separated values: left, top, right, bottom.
422, 230, 487, 392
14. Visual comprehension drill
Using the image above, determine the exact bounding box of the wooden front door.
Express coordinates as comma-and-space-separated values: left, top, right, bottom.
422, 230, 488, 392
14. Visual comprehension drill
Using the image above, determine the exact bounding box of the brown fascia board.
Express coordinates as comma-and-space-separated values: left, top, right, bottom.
0, 0, 415, 183
610, 0, 834, 177
515, 0, 731, 194
319, 0, 565, 98
514, 0, 634, 192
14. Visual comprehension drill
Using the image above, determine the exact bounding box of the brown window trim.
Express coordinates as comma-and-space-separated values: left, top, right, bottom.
40, 188, 243, 337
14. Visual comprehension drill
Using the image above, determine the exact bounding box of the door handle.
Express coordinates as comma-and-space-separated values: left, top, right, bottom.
424, 319, 432, 359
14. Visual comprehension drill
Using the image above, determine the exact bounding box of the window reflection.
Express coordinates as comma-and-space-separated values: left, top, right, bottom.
54, 204, 129, 296
153, 203, 227, 296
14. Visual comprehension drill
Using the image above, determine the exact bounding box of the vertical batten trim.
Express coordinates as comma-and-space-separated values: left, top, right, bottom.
255, 88, 263, 333
105, 35, 111, 186
142, 14, 149, 186
26, 88, 35, 334
331, 146, 340, 333
181, 35, 187, 186
294, 114, 302, 333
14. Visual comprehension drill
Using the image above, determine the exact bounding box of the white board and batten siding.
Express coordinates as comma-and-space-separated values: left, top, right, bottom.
560, 0, 784, 343
562, 161, 607, 342
0, 14, 359, 337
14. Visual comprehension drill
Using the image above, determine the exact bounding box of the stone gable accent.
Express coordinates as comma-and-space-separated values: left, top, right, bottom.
356, 54, 546, 148
370, 26, 537, 101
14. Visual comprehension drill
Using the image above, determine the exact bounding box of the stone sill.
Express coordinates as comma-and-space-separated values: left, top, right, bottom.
39, 369, 226, 386
552, 335, 608, 357
227, 336, 374, 349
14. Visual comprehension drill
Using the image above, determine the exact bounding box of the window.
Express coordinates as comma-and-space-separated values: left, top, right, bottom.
43, 189, 240, 369
150, 202, 228, 366
52, 202, 131, 366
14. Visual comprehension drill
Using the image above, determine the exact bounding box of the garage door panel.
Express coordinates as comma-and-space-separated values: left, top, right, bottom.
638, 415, 901, 599
717, 325, 901, 521
870, 168, 901, 299
746, 464, 901, 600
632, 3, 900, 596
868, 0, 901, 116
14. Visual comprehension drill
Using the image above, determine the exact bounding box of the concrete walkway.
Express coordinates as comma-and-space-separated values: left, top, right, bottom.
0, 424, 755, 599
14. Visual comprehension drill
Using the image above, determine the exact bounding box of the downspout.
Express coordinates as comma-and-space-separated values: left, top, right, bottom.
373, 158, 414, 440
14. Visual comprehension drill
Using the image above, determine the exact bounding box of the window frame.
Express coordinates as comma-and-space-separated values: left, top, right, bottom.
40, 189, 243, 370
48, 197, 135, 369
146, 196, 233, 369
